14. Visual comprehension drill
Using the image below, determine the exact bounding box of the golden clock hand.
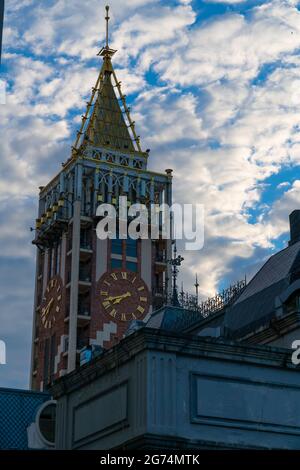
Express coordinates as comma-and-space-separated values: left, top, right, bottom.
43, 298, 54, 317
112, 292, 131, 304
43, 305, 50, 317
47, 298, 54, 312
104, 292, 132, 303
105, 293, 125, 301
104, 295, 118, 302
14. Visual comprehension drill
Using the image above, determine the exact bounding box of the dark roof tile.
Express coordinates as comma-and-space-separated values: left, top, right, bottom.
225, 240, 300, 336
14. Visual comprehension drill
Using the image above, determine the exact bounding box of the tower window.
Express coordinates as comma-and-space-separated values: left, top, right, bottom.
111, 238, 123, 255
126, 261, 138, 273
126, 238, 137, 258
81, 228, 92, 250
111, 258, 122, 270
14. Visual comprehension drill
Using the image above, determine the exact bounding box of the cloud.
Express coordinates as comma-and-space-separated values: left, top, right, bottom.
205, 0, 247, 3
265, 180, 300, 239
6, 0, 163, 60
0, 256, 35, 390
2, 0, 300, 388
277, 181, 291, 189
113, 4, 195, 61
154, 1, 300, 87
135, 89, 207, 146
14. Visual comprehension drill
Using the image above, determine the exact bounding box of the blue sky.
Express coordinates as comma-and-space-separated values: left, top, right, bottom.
1, 0, 300, 389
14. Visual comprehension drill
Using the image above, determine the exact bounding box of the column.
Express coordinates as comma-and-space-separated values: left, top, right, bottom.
67, 200, 81, 372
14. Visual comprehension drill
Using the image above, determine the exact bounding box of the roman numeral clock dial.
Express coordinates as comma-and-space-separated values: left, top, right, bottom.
40, 276, 64, 330
97, 270, 150, 325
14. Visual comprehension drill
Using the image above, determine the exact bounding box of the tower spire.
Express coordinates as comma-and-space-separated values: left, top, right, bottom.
72, 4, 144, 156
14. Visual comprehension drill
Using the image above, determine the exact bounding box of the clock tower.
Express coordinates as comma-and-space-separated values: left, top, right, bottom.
30, 6, 173, 391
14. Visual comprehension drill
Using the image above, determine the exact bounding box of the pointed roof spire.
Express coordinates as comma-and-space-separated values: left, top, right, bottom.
72, 5, 143, 157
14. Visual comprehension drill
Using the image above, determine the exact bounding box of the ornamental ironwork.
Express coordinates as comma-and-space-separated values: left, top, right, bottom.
156, 278, 247, 328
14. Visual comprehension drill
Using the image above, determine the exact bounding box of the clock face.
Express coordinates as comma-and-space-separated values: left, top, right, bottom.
41, 276, 63, 330
97, 270, 150, 323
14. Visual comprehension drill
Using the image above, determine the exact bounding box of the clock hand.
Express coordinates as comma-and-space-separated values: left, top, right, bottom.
104, 293, 129, 301
112, 292, 132, 304
104, 292, 132, 304
47, 298, 54, 312
43, 298, 54, 317
113, 298, 124, 305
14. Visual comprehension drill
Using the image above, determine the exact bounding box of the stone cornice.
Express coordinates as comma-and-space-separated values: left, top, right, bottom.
50, 328, 296, 398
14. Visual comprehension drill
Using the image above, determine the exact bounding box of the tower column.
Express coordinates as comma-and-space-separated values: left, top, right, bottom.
43, 250, 49, 293
60, 233, 67, 282
67, 200, 81, 372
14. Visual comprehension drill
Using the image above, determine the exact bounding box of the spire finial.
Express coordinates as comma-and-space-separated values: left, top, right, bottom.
105, 5, 110, 49
98, 5, 116, 59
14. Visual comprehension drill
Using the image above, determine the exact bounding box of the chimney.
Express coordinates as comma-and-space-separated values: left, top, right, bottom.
289, 210, 300, 246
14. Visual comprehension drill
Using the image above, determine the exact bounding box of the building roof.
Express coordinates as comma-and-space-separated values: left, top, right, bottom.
224, 240, 300, 338
0, 388, 50, 450
146, 305, 207, 332
72, 8, 143, 156
85, 69, 136, 152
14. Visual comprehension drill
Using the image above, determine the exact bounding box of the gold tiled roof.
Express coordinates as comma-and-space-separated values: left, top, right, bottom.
72, 6, 142, 156
85, 70, 135, 152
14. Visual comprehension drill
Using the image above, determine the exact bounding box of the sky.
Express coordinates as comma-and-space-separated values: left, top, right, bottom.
1, 0, 300, 389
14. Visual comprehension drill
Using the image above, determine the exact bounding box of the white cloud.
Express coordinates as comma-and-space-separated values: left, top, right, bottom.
3, 0, 300, 296
6, 0, 163, 60
136, 89, 207, 145
205, 0, 247, 3
114, 4, 195, 60
265, 180, 300, 239
155, 1, 300, 87
277, 181, 290, 189
3, 0, 300, 386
